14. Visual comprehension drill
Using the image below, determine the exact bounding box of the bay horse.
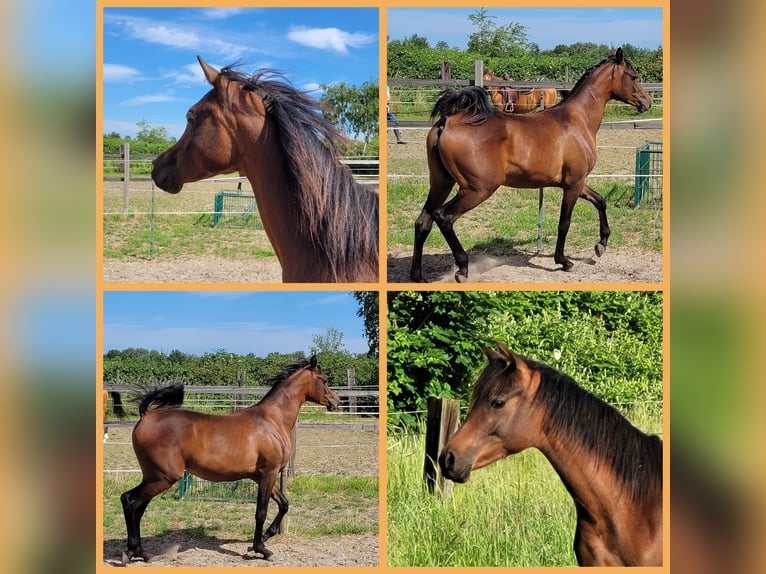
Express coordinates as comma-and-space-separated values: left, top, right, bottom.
439, 341, 662, 566
411, 48, 651, 282
151, 56, 378, 283
120, 356, 339, 562
483, 70, 558, 114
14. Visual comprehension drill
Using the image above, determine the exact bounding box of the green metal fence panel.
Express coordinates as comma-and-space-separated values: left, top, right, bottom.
634, 142, 663, 208
212, 190, 263, 228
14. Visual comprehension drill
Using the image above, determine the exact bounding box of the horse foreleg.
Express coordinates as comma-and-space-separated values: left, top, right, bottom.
252, 475, 275, 560
579, 184, 611, 257
262, 485, 289, 542
554, 188, 580, 271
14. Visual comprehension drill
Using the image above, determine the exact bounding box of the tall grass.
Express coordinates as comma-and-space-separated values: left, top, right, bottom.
387, 405, 661, 567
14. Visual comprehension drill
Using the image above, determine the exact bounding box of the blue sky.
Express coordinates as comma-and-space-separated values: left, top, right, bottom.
102, 291, 371, 356
387, 7, 663, 52
102, 7, 379, 139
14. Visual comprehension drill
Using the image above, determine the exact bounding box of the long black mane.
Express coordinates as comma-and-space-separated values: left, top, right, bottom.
473, 355, 662, 504
218, 66, 378, 281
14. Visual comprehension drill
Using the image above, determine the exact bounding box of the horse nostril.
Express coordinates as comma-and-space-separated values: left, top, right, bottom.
439, 450, 454, 472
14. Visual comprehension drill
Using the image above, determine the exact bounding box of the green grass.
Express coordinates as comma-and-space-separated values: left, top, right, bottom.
103, 474, 378, 543
386, 181, 663, 256
386, 405, 661, 567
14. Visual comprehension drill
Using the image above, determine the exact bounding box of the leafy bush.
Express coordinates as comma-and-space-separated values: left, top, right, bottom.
387, 291, 662, 427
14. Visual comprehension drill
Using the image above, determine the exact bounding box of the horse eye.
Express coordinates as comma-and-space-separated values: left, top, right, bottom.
490, 399, 505, 409
186, 112, 196, 124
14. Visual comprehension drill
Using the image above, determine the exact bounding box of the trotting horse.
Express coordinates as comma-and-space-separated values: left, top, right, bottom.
483, 70, 558, 114
151, 56, 378, 283
120, 356, 339, 562
411, 48, 651, 282
439, 341, 663, 566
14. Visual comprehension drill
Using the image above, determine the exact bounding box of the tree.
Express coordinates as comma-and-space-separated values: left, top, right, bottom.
467, 8, 530, 57
354, 291, 379, 357
319, 80, 379, 153
136, 119, 172, 144
310, 326, 346, 355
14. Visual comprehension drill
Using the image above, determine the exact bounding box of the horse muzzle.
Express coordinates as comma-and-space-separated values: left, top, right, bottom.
325, 394, 340, 412
438, 449, 472, 483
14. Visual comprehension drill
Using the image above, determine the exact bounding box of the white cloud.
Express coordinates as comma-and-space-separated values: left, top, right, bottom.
202, 8, 244, 20
103, 63, 142, 83
287, 26, 376, 55
120, 92, 179, 107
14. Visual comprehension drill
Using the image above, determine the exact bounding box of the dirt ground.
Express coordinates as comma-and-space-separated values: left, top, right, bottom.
103, 255, 283, 283
387, 246, 662, 284
102, 534, 379, 567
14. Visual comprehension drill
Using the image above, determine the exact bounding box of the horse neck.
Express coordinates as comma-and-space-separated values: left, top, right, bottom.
558, 65, 615, 132
239, 115, 328, 279
253, 378, 311, 430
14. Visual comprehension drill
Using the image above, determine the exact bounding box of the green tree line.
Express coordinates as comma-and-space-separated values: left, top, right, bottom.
388, 10, 662, 83
104, 346, 378, 391
387, 291, 663, 428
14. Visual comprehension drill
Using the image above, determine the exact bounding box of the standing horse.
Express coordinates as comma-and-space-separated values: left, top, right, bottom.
151, 56, 378, 283
483, 70, 558, 113
120, 356, 339, 562
411, 48, 651, 282
439, 341, 663, 566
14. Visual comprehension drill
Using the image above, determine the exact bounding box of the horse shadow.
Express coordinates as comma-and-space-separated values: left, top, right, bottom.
102, 528, 259, 565
387, 238, 597, 283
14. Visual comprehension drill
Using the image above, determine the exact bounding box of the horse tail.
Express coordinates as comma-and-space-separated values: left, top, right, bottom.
110, 391, 126, 418
138, 383, 185, 417
431, 86, 495, 126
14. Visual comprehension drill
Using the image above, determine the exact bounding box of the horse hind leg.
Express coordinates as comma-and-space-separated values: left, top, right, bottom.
410, 133, 455, 282
579, 184, 611, 257
120, 478, 175, 562
433, 187, 494, 282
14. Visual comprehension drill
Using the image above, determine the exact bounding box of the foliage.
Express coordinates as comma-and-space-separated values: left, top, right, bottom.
354, 291, 380, 357
103, 120, 176, 156
103, 347, 378, 392
319, 80, 379, 155
387, 292, 505, 427
386, 291, 663, 427
387, 35, 663, 83
467, 8, 534, 57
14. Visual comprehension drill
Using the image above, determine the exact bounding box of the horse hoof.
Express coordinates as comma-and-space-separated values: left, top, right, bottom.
594, 243, 606, 257
559, 259, 574, 271
455, 271, 468, 283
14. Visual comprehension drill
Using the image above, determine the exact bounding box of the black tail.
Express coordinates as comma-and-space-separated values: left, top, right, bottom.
110, 391, 126, 418
431, 86, 496, 126
137, 383, 184, 417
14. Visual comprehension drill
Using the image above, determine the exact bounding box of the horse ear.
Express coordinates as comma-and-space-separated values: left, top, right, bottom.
309, 355, 318, 368
197, 55, 219, 85
615, 47, 624, 64
483, 340, 517, 369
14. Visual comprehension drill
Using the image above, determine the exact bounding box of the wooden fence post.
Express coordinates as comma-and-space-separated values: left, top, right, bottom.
347, 367, 356, 414
423, 396, 461, 496
120, 142, 130, 214
474, 60, 484, 87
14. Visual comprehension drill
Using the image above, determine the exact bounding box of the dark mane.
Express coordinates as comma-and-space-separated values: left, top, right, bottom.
562, 51, 637, 102
472, 355, 662, 504
218, 67, 378, 282
260, 357, 312, 402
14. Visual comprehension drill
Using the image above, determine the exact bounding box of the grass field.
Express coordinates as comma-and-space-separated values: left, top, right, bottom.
386, 404, 661, 567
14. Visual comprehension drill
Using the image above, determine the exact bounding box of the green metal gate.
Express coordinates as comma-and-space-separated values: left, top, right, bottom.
634, 142, 663, 208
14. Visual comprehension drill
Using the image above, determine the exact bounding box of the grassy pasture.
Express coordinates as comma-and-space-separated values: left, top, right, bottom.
386, 403, 661, 567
